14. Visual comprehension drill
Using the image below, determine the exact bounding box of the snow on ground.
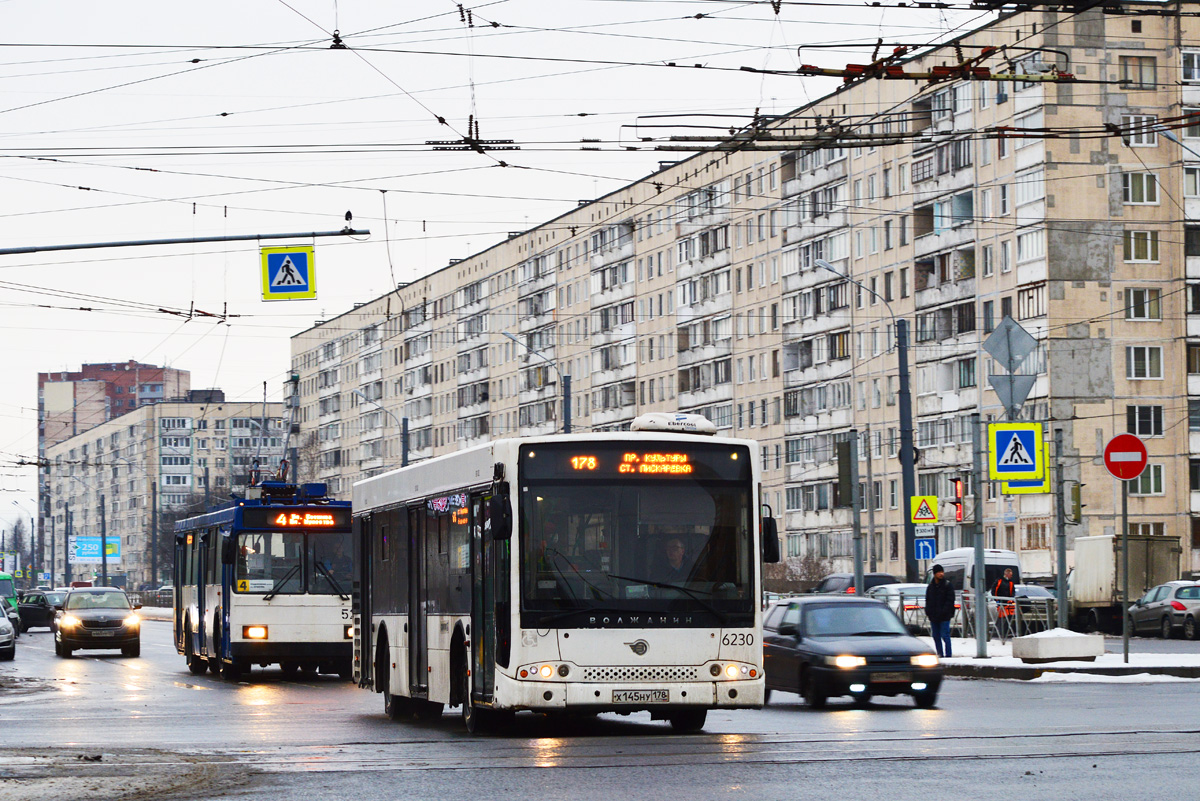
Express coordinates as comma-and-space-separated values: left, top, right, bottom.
920, 636, 1200, 670
1028, 672, 1200, 684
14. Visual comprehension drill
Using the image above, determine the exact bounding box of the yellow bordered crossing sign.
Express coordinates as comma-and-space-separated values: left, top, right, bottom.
910, 495, 939, 524
261, 245, 316, 300
1003, 475, 1050, 495
988, 422, 1044, 481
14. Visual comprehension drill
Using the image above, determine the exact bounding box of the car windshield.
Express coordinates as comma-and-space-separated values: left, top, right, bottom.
65, 592, 131, 610
45, 592, 65, 606
1018, 586, 1053, 597
803, 603, 908, 637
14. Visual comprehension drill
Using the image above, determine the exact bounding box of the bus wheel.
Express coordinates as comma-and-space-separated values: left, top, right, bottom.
280, 662, 299, 679
460, 654, 491, 733
668, 709, 707, 733
413, 699, 444, 721
337, 661, 353, 681
381, 659, 410, 721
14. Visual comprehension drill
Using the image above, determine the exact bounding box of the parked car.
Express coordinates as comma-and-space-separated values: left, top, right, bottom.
762, 596, 943, 708
53, 588, 142, 658
0, 572, 20, 638
17, 590, 64, 632
812, 573, 902, 595
866, 583, 931, 633
0, 613, 14, 660
1011, 584, 1057, 635
1128, 581, 1200, 639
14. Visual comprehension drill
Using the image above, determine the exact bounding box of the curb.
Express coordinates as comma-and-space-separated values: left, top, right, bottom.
943, 663, 1200, 680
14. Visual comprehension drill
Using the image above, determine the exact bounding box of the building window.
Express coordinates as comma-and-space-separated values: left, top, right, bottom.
957, 358, 976, 388
1126, 345, 1163, 379
1128, 464, 1164, 496
1123, 231, 1160, 262
1121, 114, 1158, 146
1190, 344, 1200, 375
1127, 405, 1163, 437
1122, 172, 1159, 204
1184, 51, 1200, 83
1016, 230, 1044, 263
1126, 287, 1162, 320
1119, 55, 1156, 89
1187, 167, 1200, 197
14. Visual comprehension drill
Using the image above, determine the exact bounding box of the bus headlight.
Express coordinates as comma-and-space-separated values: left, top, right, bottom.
344, 624, 355, 639
243, 625, 268, 640
911, 653, 939, 668
725, 664, 740, 679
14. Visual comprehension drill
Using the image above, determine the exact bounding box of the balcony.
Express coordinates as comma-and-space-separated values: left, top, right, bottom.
591, 239, 635, 268
518, 384, 558, 405
518, 308, 556, 334
677, 340, 732, 368
914, 277, 976, 311
783, 408, 852, 436
591, 363, 636, 387
518, 270, 555, 298
678, 383, 733, 409
782, 210, 848, 244
592, 406, 636, 428
591, 321, 636, 347
457, 365, 489, 385
590, 280, 636, 308
675, 249, 731, 281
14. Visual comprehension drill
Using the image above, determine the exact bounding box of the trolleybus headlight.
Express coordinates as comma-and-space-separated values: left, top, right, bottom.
243, 625, 268, 640
59, 615, 81, 629
123, 614, 141, 628
344, 625, 355, 639
539, 664, 554, 679
911, 653, 939, 668
831, 655, 866, 669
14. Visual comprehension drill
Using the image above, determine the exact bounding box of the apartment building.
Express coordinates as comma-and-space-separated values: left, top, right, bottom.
289, 7, 1200, 581
44, 393, 284, 588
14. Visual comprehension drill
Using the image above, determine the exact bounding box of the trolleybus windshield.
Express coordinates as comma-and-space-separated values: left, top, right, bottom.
235, 528, 353, 595
518, 441, 755, 628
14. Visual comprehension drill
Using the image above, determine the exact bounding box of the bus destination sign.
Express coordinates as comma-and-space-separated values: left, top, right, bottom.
571, 452, 693, 475
241, 507, 351, 530
525, 442, 749, 482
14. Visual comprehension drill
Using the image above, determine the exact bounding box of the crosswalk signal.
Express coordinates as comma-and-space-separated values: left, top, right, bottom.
952, 477, 964, 523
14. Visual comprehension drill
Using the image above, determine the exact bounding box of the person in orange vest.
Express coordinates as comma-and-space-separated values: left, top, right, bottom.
993, 567, 1017, 640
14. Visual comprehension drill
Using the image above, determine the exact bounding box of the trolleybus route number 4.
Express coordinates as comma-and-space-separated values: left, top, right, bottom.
269, 512, 338, 527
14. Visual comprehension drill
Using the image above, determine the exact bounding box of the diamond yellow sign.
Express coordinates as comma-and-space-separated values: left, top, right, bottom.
910, 495, 939, 524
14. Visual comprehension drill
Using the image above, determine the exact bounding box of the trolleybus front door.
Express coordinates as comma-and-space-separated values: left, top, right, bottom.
470, 493, 495, 701
408, 506, 428, 696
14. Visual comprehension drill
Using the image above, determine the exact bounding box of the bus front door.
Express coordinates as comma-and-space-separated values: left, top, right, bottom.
408, 506, 428, 697
470, 493, 495, 702
173, 535, 186, 651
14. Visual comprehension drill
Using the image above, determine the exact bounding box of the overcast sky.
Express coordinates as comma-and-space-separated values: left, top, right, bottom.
0, 0, 990, 521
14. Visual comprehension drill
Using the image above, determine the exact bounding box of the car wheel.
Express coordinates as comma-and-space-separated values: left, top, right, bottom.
61, 645, 73, 658
122, 642, 141, 658
801, 669, 827, 709
0, 647, 13, 661
913, 691, 938, 709
1184, 617, 1198, 641
668, 709, 708, 732
1161, 616, 1173, 640
853, 693, 872, 707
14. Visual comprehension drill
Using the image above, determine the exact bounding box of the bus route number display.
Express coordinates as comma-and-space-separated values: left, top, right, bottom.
569, 452, 693, 475
241, 507, 351, 529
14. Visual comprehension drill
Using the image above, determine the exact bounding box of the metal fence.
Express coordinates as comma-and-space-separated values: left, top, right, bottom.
959, 592, 1057, 642
126, 589, 174, 609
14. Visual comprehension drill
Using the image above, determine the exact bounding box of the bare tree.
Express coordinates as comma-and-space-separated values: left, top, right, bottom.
763, 552, 834, 594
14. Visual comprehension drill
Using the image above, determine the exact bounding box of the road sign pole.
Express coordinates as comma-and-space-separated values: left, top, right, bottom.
848, 431, 864, 596
973, 412, 987, 658
1054, 428, 1068, 630
1122, 480, 1130, 664
897, 319, 917, 583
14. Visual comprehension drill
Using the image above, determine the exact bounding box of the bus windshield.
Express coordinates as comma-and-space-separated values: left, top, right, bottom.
519, 479, 755, 628
235, 530, 353, 595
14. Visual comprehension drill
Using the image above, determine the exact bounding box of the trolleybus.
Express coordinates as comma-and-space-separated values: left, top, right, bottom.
174, 481, 353, 680
352, 413, 780, 731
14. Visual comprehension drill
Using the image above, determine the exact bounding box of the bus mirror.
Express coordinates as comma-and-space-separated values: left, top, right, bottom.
490, 484, 512, 541
762, 517, 781, 563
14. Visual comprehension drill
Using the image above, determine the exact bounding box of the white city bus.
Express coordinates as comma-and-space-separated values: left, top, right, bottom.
352, 413, 781, 732
174, 482, 354, 681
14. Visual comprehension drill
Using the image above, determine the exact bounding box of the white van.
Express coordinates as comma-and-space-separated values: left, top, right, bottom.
929, 548, 1021, 595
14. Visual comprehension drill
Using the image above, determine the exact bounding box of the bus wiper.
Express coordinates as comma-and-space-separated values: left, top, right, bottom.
547, 550, 613, 601
263, 564, 300, 601
606, 574, 727, 626
314, 560, 350, 600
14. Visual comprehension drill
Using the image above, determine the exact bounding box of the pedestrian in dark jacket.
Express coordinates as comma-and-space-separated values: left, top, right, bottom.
925, 564, 956, 658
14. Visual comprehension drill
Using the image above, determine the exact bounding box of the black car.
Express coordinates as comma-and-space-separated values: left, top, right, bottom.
53, 588, 142, 658
812, 573, 903, 594
17, 590, 65, 632
763, 596, 943, 708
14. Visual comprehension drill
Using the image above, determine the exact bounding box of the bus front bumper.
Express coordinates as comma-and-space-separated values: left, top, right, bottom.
493, 673, 764, 712
230, 641, 352, 662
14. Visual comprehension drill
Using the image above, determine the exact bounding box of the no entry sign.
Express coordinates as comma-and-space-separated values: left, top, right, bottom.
1103, 434, 1148, 480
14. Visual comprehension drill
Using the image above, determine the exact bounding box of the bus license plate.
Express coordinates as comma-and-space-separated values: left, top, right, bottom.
612, 689, 669, 704
91, 631, 115, 637
872, 672, 908, 682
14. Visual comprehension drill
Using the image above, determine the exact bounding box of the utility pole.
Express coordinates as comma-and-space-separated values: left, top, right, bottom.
897, 319, 918, 582
402, 417, 410, 467
150, 481, 159, 588
64, 503, 72, 586
864, 425, 877, 572
972, 413, 987, 658
1054, 428, 1068, 629
848, 431, 864, 595
49, 513, 55, 587
100, 494, 108, 587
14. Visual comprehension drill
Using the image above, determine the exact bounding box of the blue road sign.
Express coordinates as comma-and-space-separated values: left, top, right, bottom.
914, 537, 937, 561
988, 422, 1043, 481
261, 246, 316, 300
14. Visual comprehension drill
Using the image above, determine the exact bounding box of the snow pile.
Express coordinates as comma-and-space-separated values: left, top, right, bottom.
1023, 627, 1090, 639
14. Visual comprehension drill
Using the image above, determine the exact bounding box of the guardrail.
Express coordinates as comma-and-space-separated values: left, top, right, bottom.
126, 589, 174, 609
959, 592, 1057, 642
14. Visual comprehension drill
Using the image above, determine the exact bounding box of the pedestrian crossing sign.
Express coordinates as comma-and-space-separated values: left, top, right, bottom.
988, 422, 1043, 481
261, 246, 316, 300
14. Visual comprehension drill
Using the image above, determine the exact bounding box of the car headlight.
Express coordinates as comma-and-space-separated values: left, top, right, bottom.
831, 655, 867, 669
59, 615, 82, 629
123, 614, 141, 628
911, 653, 940, 668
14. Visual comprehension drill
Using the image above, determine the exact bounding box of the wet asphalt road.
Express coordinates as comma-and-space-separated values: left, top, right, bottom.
2, 620, 1199, 800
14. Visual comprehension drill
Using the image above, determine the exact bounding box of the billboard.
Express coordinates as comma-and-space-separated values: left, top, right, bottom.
69, 536, 122, 565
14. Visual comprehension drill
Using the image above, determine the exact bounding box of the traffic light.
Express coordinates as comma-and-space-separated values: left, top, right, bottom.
1067, 481, 1085, 524
952, 477, 964, 522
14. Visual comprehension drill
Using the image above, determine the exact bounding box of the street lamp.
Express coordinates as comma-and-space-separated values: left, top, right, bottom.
814, 259, 918, 584
351, 388, 409, 468
502, 331, 572, 434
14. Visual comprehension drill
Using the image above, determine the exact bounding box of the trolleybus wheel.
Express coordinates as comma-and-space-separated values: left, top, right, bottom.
667, 709, 707, 732
185, 626, 208, 675
280, 662, 299, 679
222, 658, 244, 681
